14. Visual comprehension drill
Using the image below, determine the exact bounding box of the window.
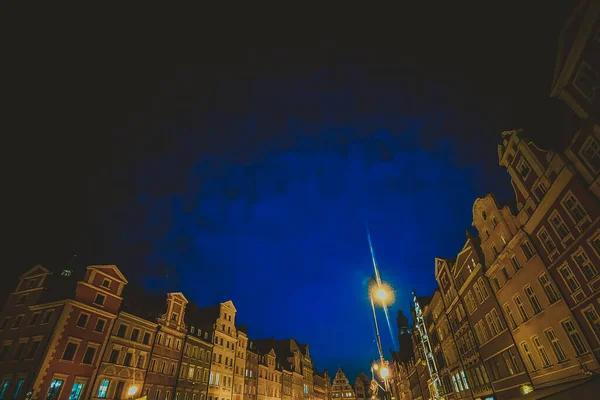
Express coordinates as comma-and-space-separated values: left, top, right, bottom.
521, 342, 537, 371
538, 228, 556, 254
62, 342, 78, 361
550, 214, 570, 240
13, 342, 26, 360
580, 136, 600, 172
562, 193, 587, 224
473, 282, 483, 304
150, 359, 157, 372
0, 344, 9, 361
486, 313, 500, 336
521, 241, 535, 260
562, 319, 587, 356
0, 318, 9, 331
0, 381, 8, 400
518, 159, 531, 180
491, 276, 501, 292
492, 245, 499, 258
508, 257, 521, 274
11, 315, 23, 329
584, 306, 600, 341
101, 278, 111, 288
559, 264, 581, 293
534, 183, 548, 201
94, 294, 106, 306
573, 62, 598, 102
514, 295, 529, 322
545, 329, 567, 362
501, 266, 510, 281
78, 345, 95, 364
477, 278, 489, 300
131, 328, 140, 342
94, 318, 106, 333
27, 340, 41, 359
124, 352, 133, 366
504, 304, 518, 329
538, 273, 560, 304
76, 314, 89, 328
68, 382, 84, 400
16, 295, 27, 305
143, 332, 151, 345
137, 355, 145, 369
166, 336, 172, 347
524, 285, 543, 314
41, 310, 53, 324
117, 324, 127, 338
175, 339, 181, 350
46, 379, 64, 400
109, 349, 119, 364
97, 379, 110, 398
532, 336, 552, 367
12, 379, 23, 399
28, 312, 40, 326
572, 249, 597, 280
502, 351, 516, 374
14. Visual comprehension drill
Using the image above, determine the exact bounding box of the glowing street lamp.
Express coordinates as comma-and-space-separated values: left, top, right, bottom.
127, 385, 139, 397
379, 366, 390, 380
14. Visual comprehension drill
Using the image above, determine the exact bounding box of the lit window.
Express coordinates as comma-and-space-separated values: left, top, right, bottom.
12, 379, 24, 399
97, 379, 110, 399
46, 379, 64, 400
0, 381, 9, 400
68, 382, 84, 400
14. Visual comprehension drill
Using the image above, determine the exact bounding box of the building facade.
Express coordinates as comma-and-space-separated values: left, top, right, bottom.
330, 369, 354, 400
244, 340, 259, 400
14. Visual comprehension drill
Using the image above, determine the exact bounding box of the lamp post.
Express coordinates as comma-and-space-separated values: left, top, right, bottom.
369, 280, 396, 400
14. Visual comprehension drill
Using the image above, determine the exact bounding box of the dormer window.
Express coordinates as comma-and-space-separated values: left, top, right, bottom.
172, 313, 179, 322
27, 280, 36, 289
492, 216, 498, 227
101, 279, 111, 289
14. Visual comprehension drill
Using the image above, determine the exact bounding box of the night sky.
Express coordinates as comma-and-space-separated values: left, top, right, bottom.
2, 3, 576, 381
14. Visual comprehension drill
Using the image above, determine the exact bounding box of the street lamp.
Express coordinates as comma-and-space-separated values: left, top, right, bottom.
369, 281, 394, 307
127, 385, 139, 398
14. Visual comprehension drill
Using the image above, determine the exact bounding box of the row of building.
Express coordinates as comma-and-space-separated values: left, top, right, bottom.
390, 1, 600, 399
0, 263, 367, 400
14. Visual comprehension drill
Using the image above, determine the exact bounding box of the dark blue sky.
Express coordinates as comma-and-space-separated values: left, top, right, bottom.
3, 3, 575, 381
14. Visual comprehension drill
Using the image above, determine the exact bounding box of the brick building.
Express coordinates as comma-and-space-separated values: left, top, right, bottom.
244, 340, 259, 400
